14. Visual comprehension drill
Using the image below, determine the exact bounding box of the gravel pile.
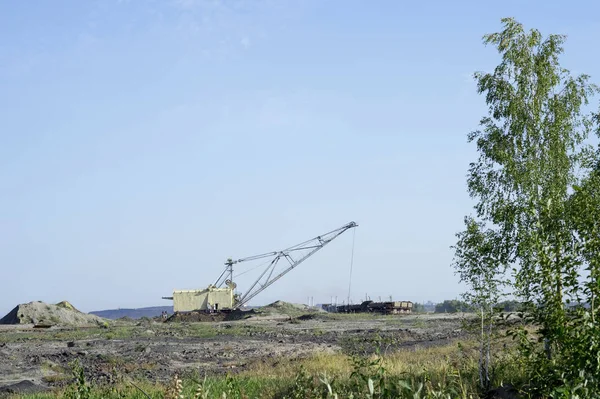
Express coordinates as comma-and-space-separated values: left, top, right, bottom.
0, 301, 108, 327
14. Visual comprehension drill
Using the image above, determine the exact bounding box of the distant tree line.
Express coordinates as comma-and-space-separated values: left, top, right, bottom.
434, 299, 471, 313
411, 303, 426, 313
431, 299, 521, 313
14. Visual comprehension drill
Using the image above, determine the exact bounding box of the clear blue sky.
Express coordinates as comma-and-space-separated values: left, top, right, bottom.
1, 0, 599, 315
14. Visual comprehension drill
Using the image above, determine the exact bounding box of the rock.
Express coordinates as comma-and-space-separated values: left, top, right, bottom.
0, 380, 48, 394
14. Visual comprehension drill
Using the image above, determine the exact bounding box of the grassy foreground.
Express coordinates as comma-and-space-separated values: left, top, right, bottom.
10, 339, 522, 399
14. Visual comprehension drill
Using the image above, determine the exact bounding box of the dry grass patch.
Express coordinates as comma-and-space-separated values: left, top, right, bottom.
243, 339, 481, 380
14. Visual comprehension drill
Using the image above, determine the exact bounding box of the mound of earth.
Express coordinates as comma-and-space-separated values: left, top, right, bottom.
55, 300, 78, 311
0, 301, 108, 327
258, 301, 325, 318
0, 380, 48, 395
265, 300, 307, 309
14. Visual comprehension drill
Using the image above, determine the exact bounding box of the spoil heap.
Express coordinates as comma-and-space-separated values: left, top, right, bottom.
0, 301, 108, 327
257, 301, 324, 318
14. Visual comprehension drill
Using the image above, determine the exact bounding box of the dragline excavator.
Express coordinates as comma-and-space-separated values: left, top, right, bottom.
163, 221, 358, 313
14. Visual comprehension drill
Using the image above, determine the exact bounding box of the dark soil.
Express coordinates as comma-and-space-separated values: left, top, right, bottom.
0, 313, 468, 391
0, 307, 19, 325
165, 309, 257, 323
0, 380, 49, 397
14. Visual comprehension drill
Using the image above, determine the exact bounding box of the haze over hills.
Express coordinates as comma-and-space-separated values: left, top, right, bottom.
89, 304, 265, 319
89, 306, 173, 320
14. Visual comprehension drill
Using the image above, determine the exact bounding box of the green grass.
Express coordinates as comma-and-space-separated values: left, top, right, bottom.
0, 322, 273, 345
0, 328, 105, 343
0, 313, 439, 345
318, 312, 383, 321
102, 326, 139, 340
9, 339, 524, 399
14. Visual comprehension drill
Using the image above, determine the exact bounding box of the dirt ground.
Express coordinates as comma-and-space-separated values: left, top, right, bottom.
0, 313, 469, 395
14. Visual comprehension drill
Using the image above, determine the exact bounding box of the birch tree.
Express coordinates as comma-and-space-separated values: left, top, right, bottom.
455, 17, 599, 395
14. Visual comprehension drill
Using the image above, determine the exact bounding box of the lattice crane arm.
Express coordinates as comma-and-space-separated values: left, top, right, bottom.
214, 251, 278, 287
223, 221, 357, 309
